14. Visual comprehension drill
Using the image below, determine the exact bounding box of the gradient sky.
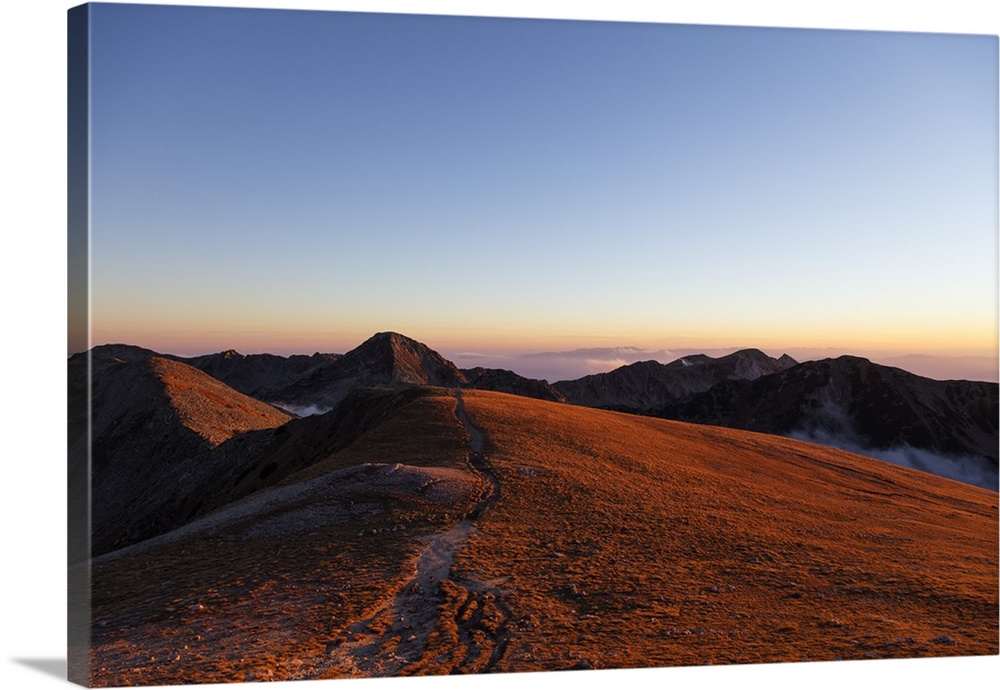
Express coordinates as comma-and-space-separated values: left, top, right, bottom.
86, 2, 998, 367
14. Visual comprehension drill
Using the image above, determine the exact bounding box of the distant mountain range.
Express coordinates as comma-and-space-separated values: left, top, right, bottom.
652, 355, 997, 463
181, 349, 342, 401
71, 330, 999, 551
550, 348, 799, 409
547, 347, 997, 489
178, 332, 565, 413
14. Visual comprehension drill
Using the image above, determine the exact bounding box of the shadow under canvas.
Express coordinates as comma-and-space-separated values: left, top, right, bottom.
11, 658, 67, 681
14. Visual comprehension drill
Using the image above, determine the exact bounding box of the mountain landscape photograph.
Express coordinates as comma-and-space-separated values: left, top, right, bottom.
64, 2, 998, 689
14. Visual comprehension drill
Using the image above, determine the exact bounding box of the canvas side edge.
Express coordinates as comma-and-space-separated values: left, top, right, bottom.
67, 3, 92, 687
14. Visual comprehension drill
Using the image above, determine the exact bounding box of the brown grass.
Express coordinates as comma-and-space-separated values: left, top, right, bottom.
454, 391, 998, 670
151, 357, 291, 445
89, 389, 998, 684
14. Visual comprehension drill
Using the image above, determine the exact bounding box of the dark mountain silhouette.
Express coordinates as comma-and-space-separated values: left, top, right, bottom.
180, 349, 340, 399
193, 332, 565, 411
651, 356, 999, 489
251, 332, 466, 410
336, 331, 467, 387
553, 348, 798, 410
460, 366, 566, 403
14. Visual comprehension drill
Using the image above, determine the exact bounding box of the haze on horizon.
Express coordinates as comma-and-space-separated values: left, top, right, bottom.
77, 331, 999, 385
82, 5, 998, 380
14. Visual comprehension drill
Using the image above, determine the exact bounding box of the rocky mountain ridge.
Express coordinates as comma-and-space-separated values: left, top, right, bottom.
73, 332, 998, 491
651, 355, 999, 489
552, 347, 799, 410
183, 331, 565, 409
180, 349, 341, 400
69, 347, 292, 556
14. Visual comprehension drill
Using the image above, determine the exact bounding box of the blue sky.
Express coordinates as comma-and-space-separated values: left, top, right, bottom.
86, 2, 998, 368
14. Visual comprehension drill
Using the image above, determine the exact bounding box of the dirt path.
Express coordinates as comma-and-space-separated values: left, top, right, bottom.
306, 389, 510, 678
455, 388, 501, 517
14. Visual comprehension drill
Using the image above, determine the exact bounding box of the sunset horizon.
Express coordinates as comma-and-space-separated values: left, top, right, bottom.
78, 4, 998, 384
78, 327, 1000, 384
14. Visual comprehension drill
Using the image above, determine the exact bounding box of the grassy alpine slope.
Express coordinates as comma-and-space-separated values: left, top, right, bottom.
88, 389, 998, 685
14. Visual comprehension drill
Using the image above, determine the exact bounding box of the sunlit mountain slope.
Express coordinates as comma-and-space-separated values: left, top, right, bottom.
85, 389, 998, 685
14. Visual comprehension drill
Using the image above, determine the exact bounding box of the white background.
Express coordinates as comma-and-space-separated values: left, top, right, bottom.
1, 1, 997, 689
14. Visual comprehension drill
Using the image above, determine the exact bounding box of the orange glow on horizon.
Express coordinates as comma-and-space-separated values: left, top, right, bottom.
86, 318, 998, 361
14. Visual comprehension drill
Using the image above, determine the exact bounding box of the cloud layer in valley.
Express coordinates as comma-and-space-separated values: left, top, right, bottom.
449, 347, 680, 382
789, 420, 998, 492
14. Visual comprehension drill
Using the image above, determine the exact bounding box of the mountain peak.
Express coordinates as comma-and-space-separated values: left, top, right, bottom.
340, 332, 466, 387
777, 354, 798, 368
368, 330, 410, 343
832, 354, 873, 366
82, 343, 160, 363
349, 331, 433, 363
354, 331, 425, 353
728, 348, 774, 362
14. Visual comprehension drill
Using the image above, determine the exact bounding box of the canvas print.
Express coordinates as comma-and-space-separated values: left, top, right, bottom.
67, 2, 999, 687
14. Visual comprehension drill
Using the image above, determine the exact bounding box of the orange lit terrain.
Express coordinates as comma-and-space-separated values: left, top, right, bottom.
88, 389, 998, 685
